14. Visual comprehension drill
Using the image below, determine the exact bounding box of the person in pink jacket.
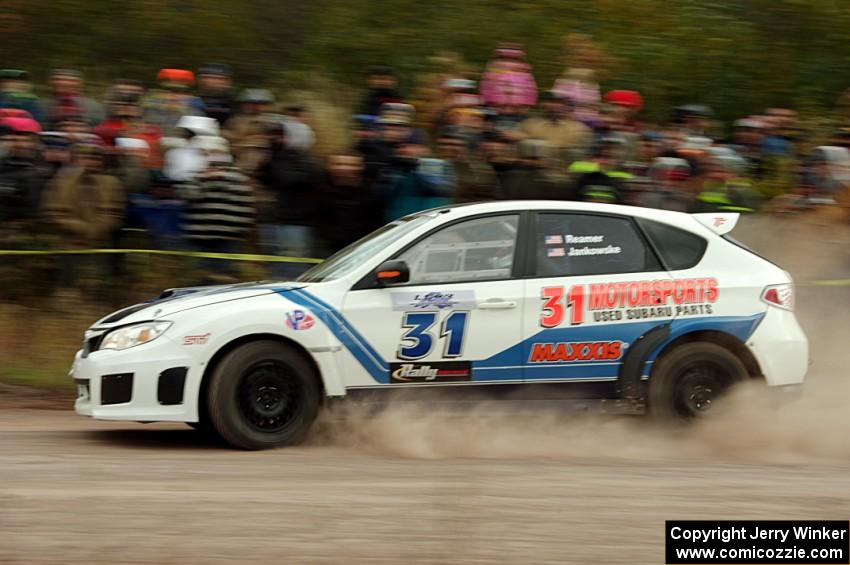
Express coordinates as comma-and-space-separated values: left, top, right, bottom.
553, 68, 601, 128
480, 43, 537, 108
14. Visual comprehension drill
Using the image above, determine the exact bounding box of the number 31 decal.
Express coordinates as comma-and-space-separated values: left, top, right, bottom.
398, 311, 469, 360
540, 286, 584, 327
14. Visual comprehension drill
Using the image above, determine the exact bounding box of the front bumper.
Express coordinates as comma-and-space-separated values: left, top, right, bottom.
70, 336, 201, 422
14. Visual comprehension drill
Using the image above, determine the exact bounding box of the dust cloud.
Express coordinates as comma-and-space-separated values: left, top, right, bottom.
315, 215, 850, 464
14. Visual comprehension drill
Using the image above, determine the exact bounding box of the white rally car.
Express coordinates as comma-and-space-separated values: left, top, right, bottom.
70, 201, 808, 449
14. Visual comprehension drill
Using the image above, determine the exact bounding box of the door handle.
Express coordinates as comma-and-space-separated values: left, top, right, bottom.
478, 299, 518, 310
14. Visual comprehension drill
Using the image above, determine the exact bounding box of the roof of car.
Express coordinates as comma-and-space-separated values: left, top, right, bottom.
425, 200, 692, 223
415, 201, 721, 238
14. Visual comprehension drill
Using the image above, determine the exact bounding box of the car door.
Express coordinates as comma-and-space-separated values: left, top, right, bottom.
341, 213, 526, 388
519, 211, 673, 396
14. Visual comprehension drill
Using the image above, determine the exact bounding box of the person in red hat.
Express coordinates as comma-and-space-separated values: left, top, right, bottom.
0, 116, 41, 134
603, 90, 644, 133
604, 90, 643, 111
0, 116, 44, 246
598, 89, 646, 161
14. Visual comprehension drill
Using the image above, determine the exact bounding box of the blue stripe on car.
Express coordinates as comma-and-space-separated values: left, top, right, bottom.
274, 286, 765, 385
476, 313, 765, 382
275, 287, 390, 383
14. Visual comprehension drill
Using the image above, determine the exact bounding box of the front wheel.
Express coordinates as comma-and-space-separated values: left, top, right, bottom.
207, 341, 321, 449
648, 342, 748, 421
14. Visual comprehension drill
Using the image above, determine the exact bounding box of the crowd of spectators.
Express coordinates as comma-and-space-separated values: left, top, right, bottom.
1, 44, 848, 297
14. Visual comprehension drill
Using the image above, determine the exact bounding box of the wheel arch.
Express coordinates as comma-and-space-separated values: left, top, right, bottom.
197, 333, 326, 420
651, 330, 763, 381
618, 326, 764, 402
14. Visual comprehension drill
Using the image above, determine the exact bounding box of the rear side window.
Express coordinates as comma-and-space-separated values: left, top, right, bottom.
533, 213, 661, 277
638, 219, 707, 270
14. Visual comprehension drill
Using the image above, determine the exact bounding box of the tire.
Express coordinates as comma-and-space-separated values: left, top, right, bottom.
207, 340, 321, 450
186, 394, 217, 434
185, 420, 216, 433
648, 342, 748, 421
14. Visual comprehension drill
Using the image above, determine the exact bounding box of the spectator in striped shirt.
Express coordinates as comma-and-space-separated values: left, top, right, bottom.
179, 136, 255, 282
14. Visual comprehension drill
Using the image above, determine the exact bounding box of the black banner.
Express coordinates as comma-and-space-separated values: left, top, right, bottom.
666, 520, 849, 564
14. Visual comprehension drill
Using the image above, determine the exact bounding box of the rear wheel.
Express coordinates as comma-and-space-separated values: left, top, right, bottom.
207, 340, 320, 449
648, 342, 748, 421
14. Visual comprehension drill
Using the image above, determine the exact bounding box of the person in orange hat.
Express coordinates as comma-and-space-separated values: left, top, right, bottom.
142, 68, 204, 130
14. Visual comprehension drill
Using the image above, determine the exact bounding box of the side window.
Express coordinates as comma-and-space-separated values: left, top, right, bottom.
637, 219, 707, 270
534, 213, 660, 277
398, 215, 519, 284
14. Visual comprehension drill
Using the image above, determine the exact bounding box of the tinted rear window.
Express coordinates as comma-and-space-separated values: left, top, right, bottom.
638, 219, 707, 270
534, 213, 661, 277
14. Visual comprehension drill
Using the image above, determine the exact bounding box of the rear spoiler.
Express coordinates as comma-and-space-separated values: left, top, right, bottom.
692, 213, 739, 235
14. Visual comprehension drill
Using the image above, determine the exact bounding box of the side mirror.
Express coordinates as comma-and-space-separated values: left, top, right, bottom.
374, 260, 409, 286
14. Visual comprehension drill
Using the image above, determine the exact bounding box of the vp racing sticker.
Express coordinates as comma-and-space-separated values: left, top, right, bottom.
286, 309, 315, 330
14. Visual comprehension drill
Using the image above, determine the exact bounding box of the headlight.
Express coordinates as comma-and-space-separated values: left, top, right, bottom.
101, 322, 172, 351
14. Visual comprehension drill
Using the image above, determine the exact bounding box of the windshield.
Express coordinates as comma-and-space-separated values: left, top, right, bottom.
296, 214, 438, 283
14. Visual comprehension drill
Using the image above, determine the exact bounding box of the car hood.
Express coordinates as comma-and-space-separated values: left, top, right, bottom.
92, 281, 308, 327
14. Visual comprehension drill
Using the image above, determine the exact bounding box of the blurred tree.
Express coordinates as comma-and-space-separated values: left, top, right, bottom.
3, 0, 850, 120
0, 0, 32, 63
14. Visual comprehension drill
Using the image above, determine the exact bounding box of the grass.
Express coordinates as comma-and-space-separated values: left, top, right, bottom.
0, 301, 94, 391
0, 365, 75, 390
0, 253, 281, 391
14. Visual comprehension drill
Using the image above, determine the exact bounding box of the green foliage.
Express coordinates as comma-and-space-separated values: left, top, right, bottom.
755, 157, 800, 201
3, 0, 850, 120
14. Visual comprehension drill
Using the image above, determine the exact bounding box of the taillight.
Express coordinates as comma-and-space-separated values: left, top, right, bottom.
761, 284, 794, 310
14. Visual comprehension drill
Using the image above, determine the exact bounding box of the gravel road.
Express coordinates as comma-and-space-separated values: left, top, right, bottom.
1, 215, 848, 564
